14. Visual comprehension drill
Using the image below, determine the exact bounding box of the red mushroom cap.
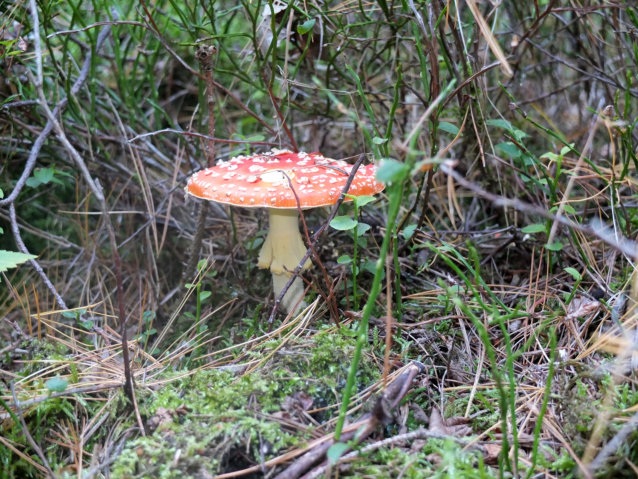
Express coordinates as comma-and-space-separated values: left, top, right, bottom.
185, 149, 384, 209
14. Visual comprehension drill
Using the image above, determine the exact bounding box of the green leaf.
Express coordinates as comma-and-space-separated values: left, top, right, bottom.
337, 255, 352, 264
564, 267, 581, 281
246, 237, 264, 250
34, 167, 54, 185
327, 443, 349, 465
185, 283, 193, 289
376, 159, 409, 184
546, 242, 563, 251
26, 177, 41, 188
0, 227, 3, 235
81, 320, 94, 329
199, 291, 212, 301
0, 188, 3, 199
540, 152, 559, 161
330, 216, 358, 231
486, 119, 513, 130
297, 18, 315, 34
403, 224, 417, 239
46, 377, 69, 393
0, 95, 18, 109
496, 142, 521, 158
438, 121, 460, 135
62, 311, 78, 319
197, 259, 208, 271
354, 223, 370, 236
521, 224, 546, 234
354, 195, 376, 208
0, 250, 36, 274
372, 136, 388, 145
363, 259, 385, 279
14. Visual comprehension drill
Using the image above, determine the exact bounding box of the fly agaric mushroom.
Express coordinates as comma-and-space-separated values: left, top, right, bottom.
185, 149, 384, 314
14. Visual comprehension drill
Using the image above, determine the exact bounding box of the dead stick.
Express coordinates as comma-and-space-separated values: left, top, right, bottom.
10, 382, 55, 478
282, 171, 340, 325
440, 163, 637, 259
275, 362, 425, 479
262, 70, 299, 152
184, 45, 218, 281
27, 67, 134, 402
267, 154, 366, 327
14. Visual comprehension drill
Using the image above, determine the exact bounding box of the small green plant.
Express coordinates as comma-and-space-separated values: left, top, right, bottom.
185, 259, 212, 362
25, 165, 73, 189
241, 304, 264, 339
45, 376, 68, 394
330, 194, 376, 310
135, 311, 158, 354
0, 251, 36, 278
61, 308, 91, 329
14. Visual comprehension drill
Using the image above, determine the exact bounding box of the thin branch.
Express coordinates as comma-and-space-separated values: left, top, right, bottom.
136, 10, 276, 135
127, 128, 282, 146
9, 203, 68, 310
267, 154, 367, 327
304, 427, 478, 479
281, 171, 340, 324
547, 112, 600, 244
588, 408, 638, 473
47, 21, 146, 38
10, 383, 55, 478
26, 64, 134, 401
440, 163, 637, 259
0, 19, 112, 207
262, 70, 299, 152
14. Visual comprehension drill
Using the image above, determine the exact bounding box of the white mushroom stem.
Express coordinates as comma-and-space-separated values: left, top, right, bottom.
258, 209, 312, 314
271, 273, 307, 316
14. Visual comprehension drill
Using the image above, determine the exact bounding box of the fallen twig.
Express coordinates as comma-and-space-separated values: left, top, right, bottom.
588, 408, 638, 473
273, 361, 425, 479
303, 427, 479, 479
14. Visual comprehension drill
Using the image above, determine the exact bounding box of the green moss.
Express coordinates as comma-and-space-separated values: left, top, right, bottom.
110, 328, 379, 478
341, 439, 495, 479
